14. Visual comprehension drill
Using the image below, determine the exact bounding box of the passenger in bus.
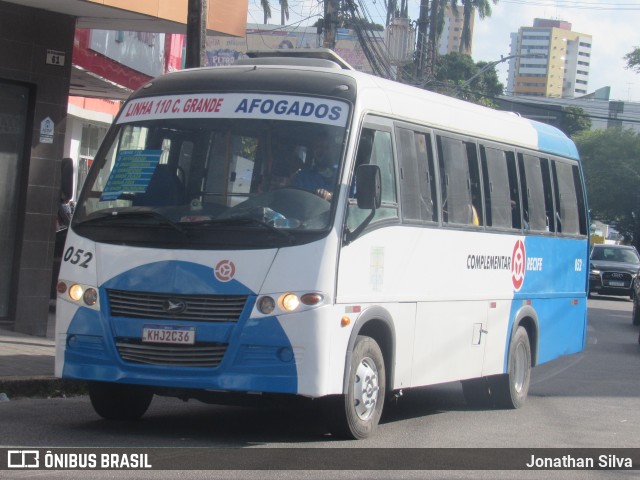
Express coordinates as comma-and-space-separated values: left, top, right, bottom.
470, 191, 480, 226
291, 132, 337, 201
471, 205, 480, 226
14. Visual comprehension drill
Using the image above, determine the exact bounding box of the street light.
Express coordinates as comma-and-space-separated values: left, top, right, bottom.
455, 53, 545, 97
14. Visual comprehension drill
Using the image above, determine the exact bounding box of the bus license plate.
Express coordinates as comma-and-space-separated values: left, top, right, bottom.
608, 280, 625, 287
142, 325, 195, 345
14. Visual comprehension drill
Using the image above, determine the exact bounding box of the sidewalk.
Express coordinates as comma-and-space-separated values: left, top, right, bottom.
0, 309, 86, 399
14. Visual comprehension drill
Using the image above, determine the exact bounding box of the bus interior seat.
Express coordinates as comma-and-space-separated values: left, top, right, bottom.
133, 164, 185, 206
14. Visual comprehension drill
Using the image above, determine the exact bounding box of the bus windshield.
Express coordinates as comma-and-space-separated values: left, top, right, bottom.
72, 96, 349, 248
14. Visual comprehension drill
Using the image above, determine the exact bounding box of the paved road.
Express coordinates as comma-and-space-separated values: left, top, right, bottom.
1, 297, 638, 479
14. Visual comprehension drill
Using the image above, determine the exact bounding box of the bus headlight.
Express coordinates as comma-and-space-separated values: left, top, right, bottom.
83, 288, 98, 306
280, 293, 300, 312
69, 284, 84, 302
257, 296, 276, 314
255, 292, 326, 317
58, 280, 100, 309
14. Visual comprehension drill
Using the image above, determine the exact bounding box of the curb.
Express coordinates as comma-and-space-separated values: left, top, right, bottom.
0, 377, 87, 399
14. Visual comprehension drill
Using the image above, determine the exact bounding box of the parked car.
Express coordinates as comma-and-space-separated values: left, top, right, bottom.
589, 244, 640, 300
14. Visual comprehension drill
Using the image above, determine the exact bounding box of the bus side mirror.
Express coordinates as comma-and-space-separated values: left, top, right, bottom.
356, 164, 381, 210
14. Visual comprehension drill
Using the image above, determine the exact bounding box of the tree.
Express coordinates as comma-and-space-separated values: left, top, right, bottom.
426, 0, 443, 79
624, 47, 640, 73
431, 52, 503, 106
557, 106, 592, 137
260, 0, 271, 24
313, 3, 384, 32
280, 0, 289, 25
414, 0, 498, 81
453, 0, 497, 53
413, 0, 446, 80
574, 128, 640, 249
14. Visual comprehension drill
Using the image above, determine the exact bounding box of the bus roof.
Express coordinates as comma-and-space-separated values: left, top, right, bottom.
128, 52, 579, 161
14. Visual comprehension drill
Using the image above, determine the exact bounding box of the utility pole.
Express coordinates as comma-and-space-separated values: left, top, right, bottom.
185, 0, 207, 68
323, 0, 339, 50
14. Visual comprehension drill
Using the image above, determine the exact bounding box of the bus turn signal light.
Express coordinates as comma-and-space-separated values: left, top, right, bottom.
301, 293, 323, 305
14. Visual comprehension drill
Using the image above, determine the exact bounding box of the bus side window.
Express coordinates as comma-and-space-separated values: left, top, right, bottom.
541, 158, 555, 232
572, 164, 588, 235
552, 160, 583, 235
437, 135, 481, 226
518, 153, 548, 233
371, 130, 397, 209
346, 128, 398, 232
466, 142, 482, 227
397, 128, 437, 224
480, 145, 519, 229
506, 152, 521, 229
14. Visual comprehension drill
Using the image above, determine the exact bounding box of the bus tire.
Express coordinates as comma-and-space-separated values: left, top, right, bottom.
632, 299, 640, 326
325, 336, 385, 439
88, 382, 153, 420
488, 326, 531, 409
461, 377, 493, 408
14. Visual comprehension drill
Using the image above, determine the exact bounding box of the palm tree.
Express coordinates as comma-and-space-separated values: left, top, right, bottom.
426, 0, 445, 78
455, 0, 498, 53
415, 0, 445, 79
280, 0, 289, 25
261, 0, 271, 24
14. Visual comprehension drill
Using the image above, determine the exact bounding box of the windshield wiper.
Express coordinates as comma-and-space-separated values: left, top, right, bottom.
75, 209, 187, 236
183, 217, 295, 244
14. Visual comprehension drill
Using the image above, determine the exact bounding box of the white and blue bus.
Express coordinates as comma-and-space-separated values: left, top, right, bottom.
55, 50, 589, 439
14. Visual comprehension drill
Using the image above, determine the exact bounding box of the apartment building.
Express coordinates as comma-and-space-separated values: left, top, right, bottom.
438, 5, 474, 55
506, 18, 592, 98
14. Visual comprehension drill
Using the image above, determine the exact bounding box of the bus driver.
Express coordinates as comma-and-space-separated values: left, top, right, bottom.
291, 131, 337, 201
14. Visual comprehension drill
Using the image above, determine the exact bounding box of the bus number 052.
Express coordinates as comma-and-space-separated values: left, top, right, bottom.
63, 247, 93, 268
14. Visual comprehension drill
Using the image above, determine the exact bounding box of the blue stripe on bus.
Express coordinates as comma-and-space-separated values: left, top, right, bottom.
101, 260, 253, 295
504, 236, 588, 371
530, 120, 580, 160
62, 261, 298, 393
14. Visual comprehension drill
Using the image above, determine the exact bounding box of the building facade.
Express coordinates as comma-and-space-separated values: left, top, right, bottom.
506, 18, 592, 98
438, 5, 474, 56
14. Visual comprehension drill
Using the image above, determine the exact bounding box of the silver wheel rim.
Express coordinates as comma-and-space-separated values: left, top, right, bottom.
353, 356, 379, 420
513, 342, 527, 393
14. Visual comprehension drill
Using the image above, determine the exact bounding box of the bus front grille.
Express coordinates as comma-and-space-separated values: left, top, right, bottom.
107, 289, 247, 322
115, 339, 228, 367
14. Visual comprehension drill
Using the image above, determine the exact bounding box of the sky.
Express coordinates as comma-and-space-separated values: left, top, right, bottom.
246, 0, 640, 102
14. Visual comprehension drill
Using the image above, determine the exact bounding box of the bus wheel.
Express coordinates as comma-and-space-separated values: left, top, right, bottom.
461, 377, 493, 408
632, 298, 640, 326
88, 382, 153, 420
489, 326, 531, 409
325, 336, 385, 439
